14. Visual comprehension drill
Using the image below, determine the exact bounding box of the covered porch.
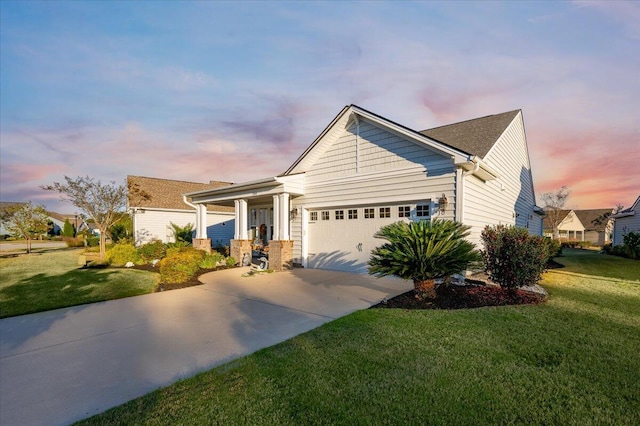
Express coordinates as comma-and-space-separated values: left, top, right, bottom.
185, 174, 304, 271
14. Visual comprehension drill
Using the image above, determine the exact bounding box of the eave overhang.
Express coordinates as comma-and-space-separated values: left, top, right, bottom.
184, 173, 305, 206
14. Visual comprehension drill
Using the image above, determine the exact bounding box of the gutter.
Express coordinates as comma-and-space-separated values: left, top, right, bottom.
457, 156, 499, 181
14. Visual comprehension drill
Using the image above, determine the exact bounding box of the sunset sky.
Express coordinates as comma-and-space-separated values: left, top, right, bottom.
1, 1, 638, 213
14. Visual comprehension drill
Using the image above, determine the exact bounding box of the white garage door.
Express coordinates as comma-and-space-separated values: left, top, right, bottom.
307, 202, 431, 273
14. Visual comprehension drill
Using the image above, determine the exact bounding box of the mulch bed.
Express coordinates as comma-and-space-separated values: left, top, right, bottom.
372, 284, 546, 310
125, 264, 235, 292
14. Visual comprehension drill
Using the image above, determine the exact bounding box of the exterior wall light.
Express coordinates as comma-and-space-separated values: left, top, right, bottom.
438, 194, 448, 214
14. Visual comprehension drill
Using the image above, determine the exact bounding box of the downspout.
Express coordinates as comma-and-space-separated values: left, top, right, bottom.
183, 195, 200, 239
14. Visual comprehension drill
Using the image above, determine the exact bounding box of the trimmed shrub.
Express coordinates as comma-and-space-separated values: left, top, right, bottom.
106, 243, 141, 266
481, 225, 548, 289
159, 248, 206, 283
226, 256, 237, 267
199, 252, 225, 269
138, 240, 167, 262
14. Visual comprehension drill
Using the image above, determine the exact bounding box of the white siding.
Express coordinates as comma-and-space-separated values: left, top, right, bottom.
613, 214, 640, 246
290, 120, 456, 264
462, 113, 540, 246
134, 209, 234, 246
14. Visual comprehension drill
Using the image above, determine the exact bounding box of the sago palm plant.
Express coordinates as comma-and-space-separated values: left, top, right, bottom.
368, 219, 481, 299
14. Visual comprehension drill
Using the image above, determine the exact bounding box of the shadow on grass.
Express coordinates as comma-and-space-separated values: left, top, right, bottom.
1, 267, 129, 319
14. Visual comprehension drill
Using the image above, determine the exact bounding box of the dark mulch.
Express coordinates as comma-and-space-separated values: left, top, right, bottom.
372, 284, 545, 310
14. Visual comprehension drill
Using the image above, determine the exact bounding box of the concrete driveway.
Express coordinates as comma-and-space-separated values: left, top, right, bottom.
0, 267, 411, 426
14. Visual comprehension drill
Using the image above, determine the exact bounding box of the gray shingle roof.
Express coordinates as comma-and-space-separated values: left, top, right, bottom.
419, 110, 520, 158
573, 209, 613, 231
127, 176, 234, 213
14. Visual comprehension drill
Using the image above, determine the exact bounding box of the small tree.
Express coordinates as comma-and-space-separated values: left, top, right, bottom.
369, 220, 481, 299
62, 219, 75, 238
540, 186, 571, 239
0, 202, 49, 253
42, 176, 150, 262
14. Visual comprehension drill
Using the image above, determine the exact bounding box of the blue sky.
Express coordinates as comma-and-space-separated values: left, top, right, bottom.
1, 0, 638, 212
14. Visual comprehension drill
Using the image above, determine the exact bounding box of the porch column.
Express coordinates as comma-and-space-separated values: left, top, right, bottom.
272, 195, 280, 240
198, 204, 207, 239
238, 199, 248, 240
231, 199, 250, 265
279, 192, 290, 240
234, 200, 240, 239
193, 204, 211, 253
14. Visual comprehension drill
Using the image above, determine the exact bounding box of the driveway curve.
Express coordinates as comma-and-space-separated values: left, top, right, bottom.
0, 267, 411, 426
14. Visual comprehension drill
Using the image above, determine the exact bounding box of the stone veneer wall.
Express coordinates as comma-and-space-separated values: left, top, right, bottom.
269, 240, 294, 271
193, 238, 212, 254
230, 239, 252, 266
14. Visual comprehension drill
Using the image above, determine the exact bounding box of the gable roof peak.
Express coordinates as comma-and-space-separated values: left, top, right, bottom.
420, 109, 521, 158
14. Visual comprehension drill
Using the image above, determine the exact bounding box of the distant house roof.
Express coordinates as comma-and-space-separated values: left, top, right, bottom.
420, 110, 521, 158
127, 175, 234, 213
543, 209, 571, 231
573, 209, 614, 232
543, 208, 613, 232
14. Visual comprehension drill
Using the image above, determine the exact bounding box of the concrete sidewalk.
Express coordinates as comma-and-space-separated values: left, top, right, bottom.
0, 267, 411, 426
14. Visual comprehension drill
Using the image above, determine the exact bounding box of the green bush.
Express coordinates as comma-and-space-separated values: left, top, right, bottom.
199, 252, 225, 269
561, 240, 591, 249
62, 219, 75, 238
138, 240, 167, 262
106, 243, 141, 266
86, 236, 100, 247
544, 237, 562, 261
226, 256, 237, 267
481, 225, 548, 289
159, 248, 206, 283
623, 231, 640, 259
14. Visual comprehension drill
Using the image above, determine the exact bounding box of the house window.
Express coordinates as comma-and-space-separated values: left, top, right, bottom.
348, 209, 358, 219
398, 206, 410, 218
322, 211, 330, 221
335, 210, 344, 220
310, 211, 318, 221
364, 208, 375, 219
379, 207, 391, 218
416, 204, 430, 218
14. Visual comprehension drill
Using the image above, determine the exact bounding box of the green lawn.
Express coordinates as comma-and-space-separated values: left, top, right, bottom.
76, 252, 640, 425
0, 249, 159, 318
556, 248, 640, 281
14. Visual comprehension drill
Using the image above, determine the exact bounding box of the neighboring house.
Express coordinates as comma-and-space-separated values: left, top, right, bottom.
47, 211, 89, 236
1, 202, 88, 237
185, 104, 544, 272
544, 208, 614, 244
612, 195, 640, 246
127, 176, 236, 246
